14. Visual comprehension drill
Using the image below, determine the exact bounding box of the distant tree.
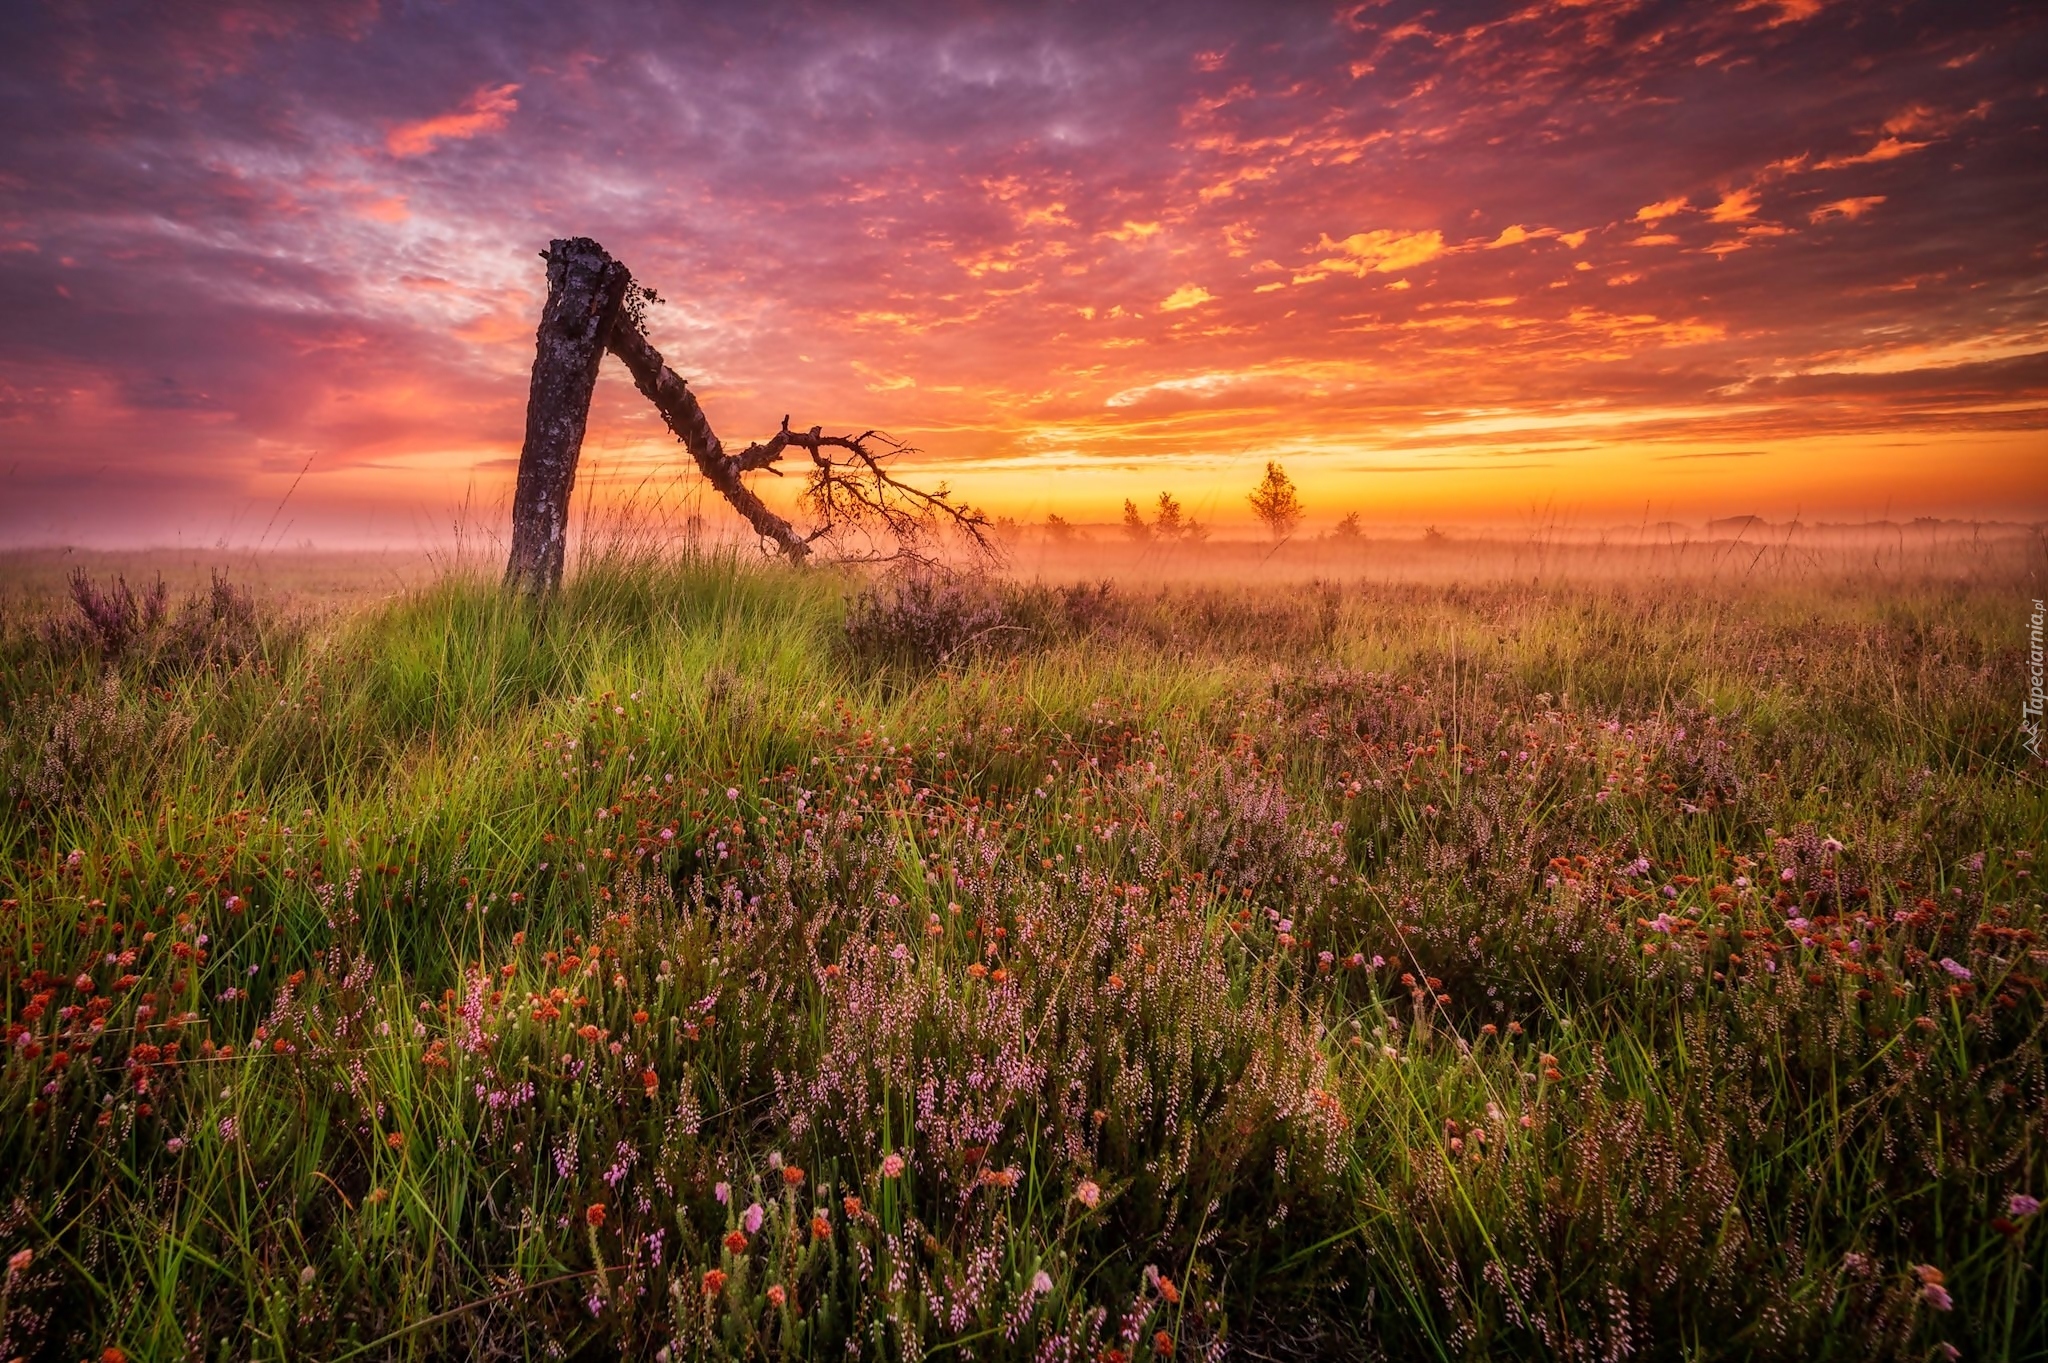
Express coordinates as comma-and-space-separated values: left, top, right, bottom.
1153, 492, 1206, 543
1333, 511, 1362, 541
1247, 461, 1304, 541
1122, 499, 1152, 543
1154, 492, 1185, 539
1044, 512, 1077, 544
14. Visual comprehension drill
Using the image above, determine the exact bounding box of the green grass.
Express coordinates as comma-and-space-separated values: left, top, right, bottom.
1, 545, 2043, 1361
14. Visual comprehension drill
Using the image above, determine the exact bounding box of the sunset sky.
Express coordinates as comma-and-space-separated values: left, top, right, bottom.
1, 0, 2044, 546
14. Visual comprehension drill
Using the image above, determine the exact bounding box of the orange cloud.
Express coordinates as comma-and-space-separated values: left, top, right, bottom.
1160, 285, 1216, 311
1310, 228, 1445, 276
1816, 135, 1926, 169
1636, 196, 1690, 223
1707, 188, 1759, 223
1810, 195, 1885, 222
1739, 0, 1825, 26
386, 83, 520, 157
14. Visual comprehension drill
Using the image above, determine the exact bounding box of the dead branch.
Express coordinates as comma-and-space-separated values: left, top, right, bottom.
504, 236, 991, 594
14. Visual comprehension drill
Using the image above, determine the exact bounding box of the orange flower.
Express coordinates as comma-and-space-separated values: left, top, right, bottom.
723, 1229, 749, 1254
642, 1070, 659, 1096
812, 1214, 831, 1240
585, 1203, 606, 1227
781, 1165, 806, 1187
766, 1283, 787, 1309
1153, 1330, 1174, 1356
385, 1131, 405, 1150
632, 1010, 649, 1026
842, 1194, 863, 1217
702, 1268, 728, 1295
1156, 1274, 1180, 1305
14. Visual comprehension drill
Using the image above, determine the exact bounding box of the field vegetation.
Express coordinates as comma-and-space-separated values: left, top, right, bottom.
0, 545, 2043, 1360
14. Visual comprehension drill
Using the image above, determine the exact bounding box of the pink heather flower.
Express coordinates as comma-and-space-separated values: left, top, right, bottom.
1032, 1270, 1053, 1294
2010, 1193, 2041, 1218
725, 788, 739, 801
6, 1248, 30, 1276
1075, 1179, 1101, 1209
880, 1152, 905, 1178
742, 1202, 764, 1236
66, 849, 83, 868
659, 828, 675, 842
713, 1181, 730, 1205
1938, 958, 1972, 980
1912, 1264, 1952, 1311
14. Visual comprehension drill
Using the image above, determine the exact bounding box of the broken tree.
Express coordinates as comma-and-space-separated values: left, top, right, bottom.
503, 237, 986, 595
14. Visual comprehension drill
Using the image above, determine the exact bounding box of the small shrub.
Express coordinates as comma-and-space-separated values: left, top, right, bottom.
42, 569, 279, 680
840, 573, 1015, 673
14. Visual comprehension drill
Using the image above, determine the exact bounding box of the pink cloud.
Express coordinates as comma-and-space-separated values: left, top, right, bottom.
386, 83, 520, 158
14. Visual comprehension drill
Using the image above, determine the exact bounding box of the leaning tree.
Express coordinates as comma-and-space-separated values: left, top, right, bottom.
503, 237, 988, 595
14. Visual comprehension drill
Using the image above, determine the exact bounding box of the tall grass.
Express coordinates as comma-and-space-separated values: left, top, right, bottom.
0, 546, 2042, 1360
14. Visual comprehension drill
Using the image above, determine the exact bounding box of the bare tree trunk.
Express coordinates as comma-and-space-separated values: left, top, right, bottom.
605, 319, 812, 561
504, 238, 631, 596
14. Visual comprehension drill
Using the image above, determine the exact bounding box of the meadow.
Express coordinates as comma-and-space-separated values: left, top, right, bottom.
0, 540, 2043, 1361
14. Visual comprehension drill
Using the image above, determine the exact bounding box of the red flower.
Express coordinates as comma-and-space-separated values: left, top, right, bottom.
723, 1229, 749, 1254
1153, 1331, 1174, 1356
781, 1165, 806, 1187
702, 1268, 728, 1295
585, 1203, 606, 1227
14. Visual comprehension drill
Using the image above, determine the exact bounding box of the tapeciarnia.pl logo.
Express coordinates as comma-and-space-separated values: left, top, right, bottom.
2025, 598, 2045, 759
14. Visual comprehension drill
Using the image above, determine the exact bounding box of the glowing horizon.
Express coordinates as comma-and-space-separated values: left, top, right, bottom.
1, 2, 2043, 548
